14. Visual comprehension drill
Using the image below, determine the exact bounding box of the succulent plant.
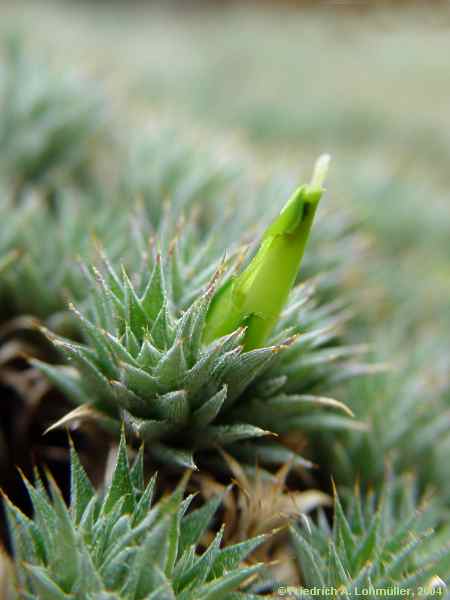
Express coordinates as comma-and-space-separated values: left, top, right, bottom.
0, 187, 127, 328
309, 337, 450, 506
290, 476, 450, 598
0, 184, 123, 543
33, 158, 367, 471
2, 13, 450, 600
2, 432, 268, 599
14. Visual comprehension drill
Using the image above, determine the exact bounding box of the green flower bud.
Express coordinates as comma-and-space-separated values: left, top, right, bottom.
204, 154, 330, 351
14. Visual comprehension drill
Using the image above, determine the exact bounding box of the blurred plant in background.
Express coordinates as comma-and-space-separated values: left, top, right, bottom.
0, 37, 108, 199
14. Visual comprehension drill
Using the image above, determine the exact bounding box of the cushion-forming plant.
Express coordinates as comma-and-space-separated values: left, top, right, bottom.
291, 476, 450, 598
1, 26, 450, 600
3, 432, 268, 599
34, 157, 367, 471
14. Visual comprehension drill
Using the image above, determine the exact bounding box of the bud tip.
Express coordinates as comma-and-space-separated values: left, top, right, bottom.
310, 153, 331, 190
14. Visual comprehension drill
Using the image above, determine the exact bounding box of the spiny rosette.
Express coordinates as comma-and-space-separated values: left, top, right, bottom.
0, 185, 129, 327
33, 157, 367, 470
291, 476, 450, 597
2, 432, 268, 599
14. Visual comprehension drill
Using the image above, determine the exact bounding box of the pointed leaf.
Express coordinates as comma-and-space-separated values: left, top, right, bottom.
150, 443, 197, 470
24, 565, 69, 600
154, 340, 187, 387
193, 563, 263, 600
180, 494, 223, 552
121, 362, 161, 397
152, 390, 189, 424
102, 431, 135, 515
192, 424, 270, 448
69, 440, 95, 525
191, 386, 227, 427
141, 254, 166, 322
123, 411, 174, 442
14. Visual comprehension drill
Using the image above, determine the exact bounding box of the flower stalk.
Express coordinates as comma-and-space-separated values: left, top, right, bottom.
204, 154, 330, 351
